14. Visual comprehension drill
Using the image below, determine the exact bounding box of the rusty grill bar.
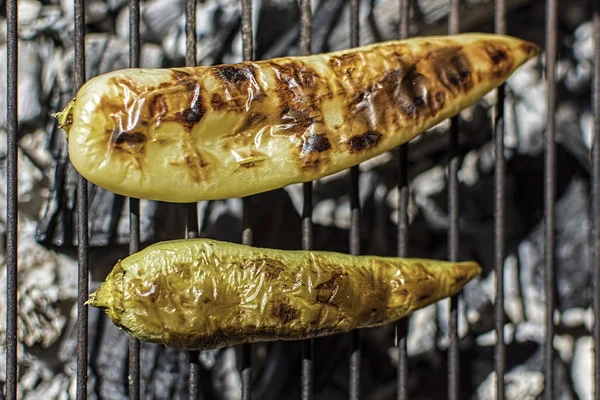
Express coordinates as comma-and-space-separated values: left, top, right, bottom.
73, 0, 89, 398
3, 0, 598, 399
128, 0, 142, 399
494, 0, 506, 397
5, 0, 18, 399
396, 0, 411, 399
594, 3, 600, 400
299, 0, 315, 399
447, 0, 461, 397
240, 0, 254, 399
184, 0, 201, 398
348, 1, 362, 399
544, 0, 557, 396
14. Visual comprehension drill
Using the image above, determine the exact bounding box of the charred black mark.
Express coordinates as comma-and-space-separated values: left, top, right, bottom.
112, 131, 147, 146
215, 65, 255, 83
397, 67, 428, 118
483, 43, 514, 78
432, 48, 473, 93
274, 302, 298, 324
347, 130, 382, 152
174, 101, 205, 127
302, 134, 331, 154
239, 161, 256, 168
487, 47, 508, 65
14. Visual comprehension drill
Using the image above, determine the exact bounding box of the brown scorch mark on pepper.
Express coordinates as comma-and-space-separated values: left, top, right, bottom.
112, 131, 147, 146
272, 61, 324, 137
273, 302, 298, 324
173, 97, 205, 129
302, 134, 331, 154
430, 47, 474, 93
211, 63, 266, 112
482, 42, 514, 78
211, 93, 226, 110
347, 130, 382, 152
214, 65, 254, 83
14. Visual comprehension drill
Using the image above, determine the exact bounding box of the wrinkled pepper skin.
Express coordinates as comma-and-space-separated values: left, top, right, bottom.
56, 33, 538, 203
88, 238, 482, 350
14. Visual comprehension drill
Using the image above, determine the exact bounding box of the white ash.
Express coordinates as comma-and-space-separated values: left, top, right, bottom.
554, 334, 574, 363
580, 111, 594, 150
572, 336, 593, 400
513, 321, 545, 344
506, 56, 547, 155
505, 254, 526, 324
213, 347, 243, 400
477, 370, 545, 400
475, 323, 516, 347
518, 240, 546, 325
406, 304, 438, 357
560, 307, 589, 328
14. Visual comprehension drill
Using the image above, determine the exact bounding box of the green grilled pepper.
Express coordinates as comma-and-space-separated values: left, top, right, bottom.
88, 238, 481, 350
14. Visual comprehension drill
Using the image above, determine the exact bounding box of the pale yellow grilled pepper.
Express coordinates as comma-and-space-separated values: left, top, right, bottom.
55, 33, 538, 203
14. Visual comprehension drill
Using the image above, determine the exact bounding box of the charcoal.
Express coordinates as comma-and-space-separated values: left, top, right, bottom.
519, 173, 593, 312
0, 40, 43, 130
3, 0, 599, 398
259, 0, 346, 59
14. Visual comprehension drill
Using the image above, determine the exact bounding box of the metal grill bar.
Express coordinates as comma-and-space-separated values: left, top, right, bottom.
447, 0, 461, 398
494, 0, 506, 397
544, 0, 557, 396
299, 0, 315, 397
5, 0, 19, 398
184, 1, 201, 399
74, 0, 89, 398
240, 1, 254, 398
127, 0, 142, 398
395, 0, 411, 398
348, 1, 361, 398
594, 3, 600, 398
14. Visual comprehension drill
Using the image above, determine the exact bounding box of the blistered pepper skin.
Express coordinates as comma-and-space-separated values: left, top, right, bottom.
88, 238, 482, 350
55, 33, 538, 203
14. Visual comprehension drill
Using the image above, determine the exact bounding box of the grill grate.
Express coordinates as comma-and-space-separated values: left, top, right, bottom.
299, 0, 315, 399
544, 0, 557, 396
594, 4, 600, 400
5, 0, 18, 399
396, 1, 411, 399
128, 1, 142, 399
3, 0, 599, 399
493, 0, 507, 397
